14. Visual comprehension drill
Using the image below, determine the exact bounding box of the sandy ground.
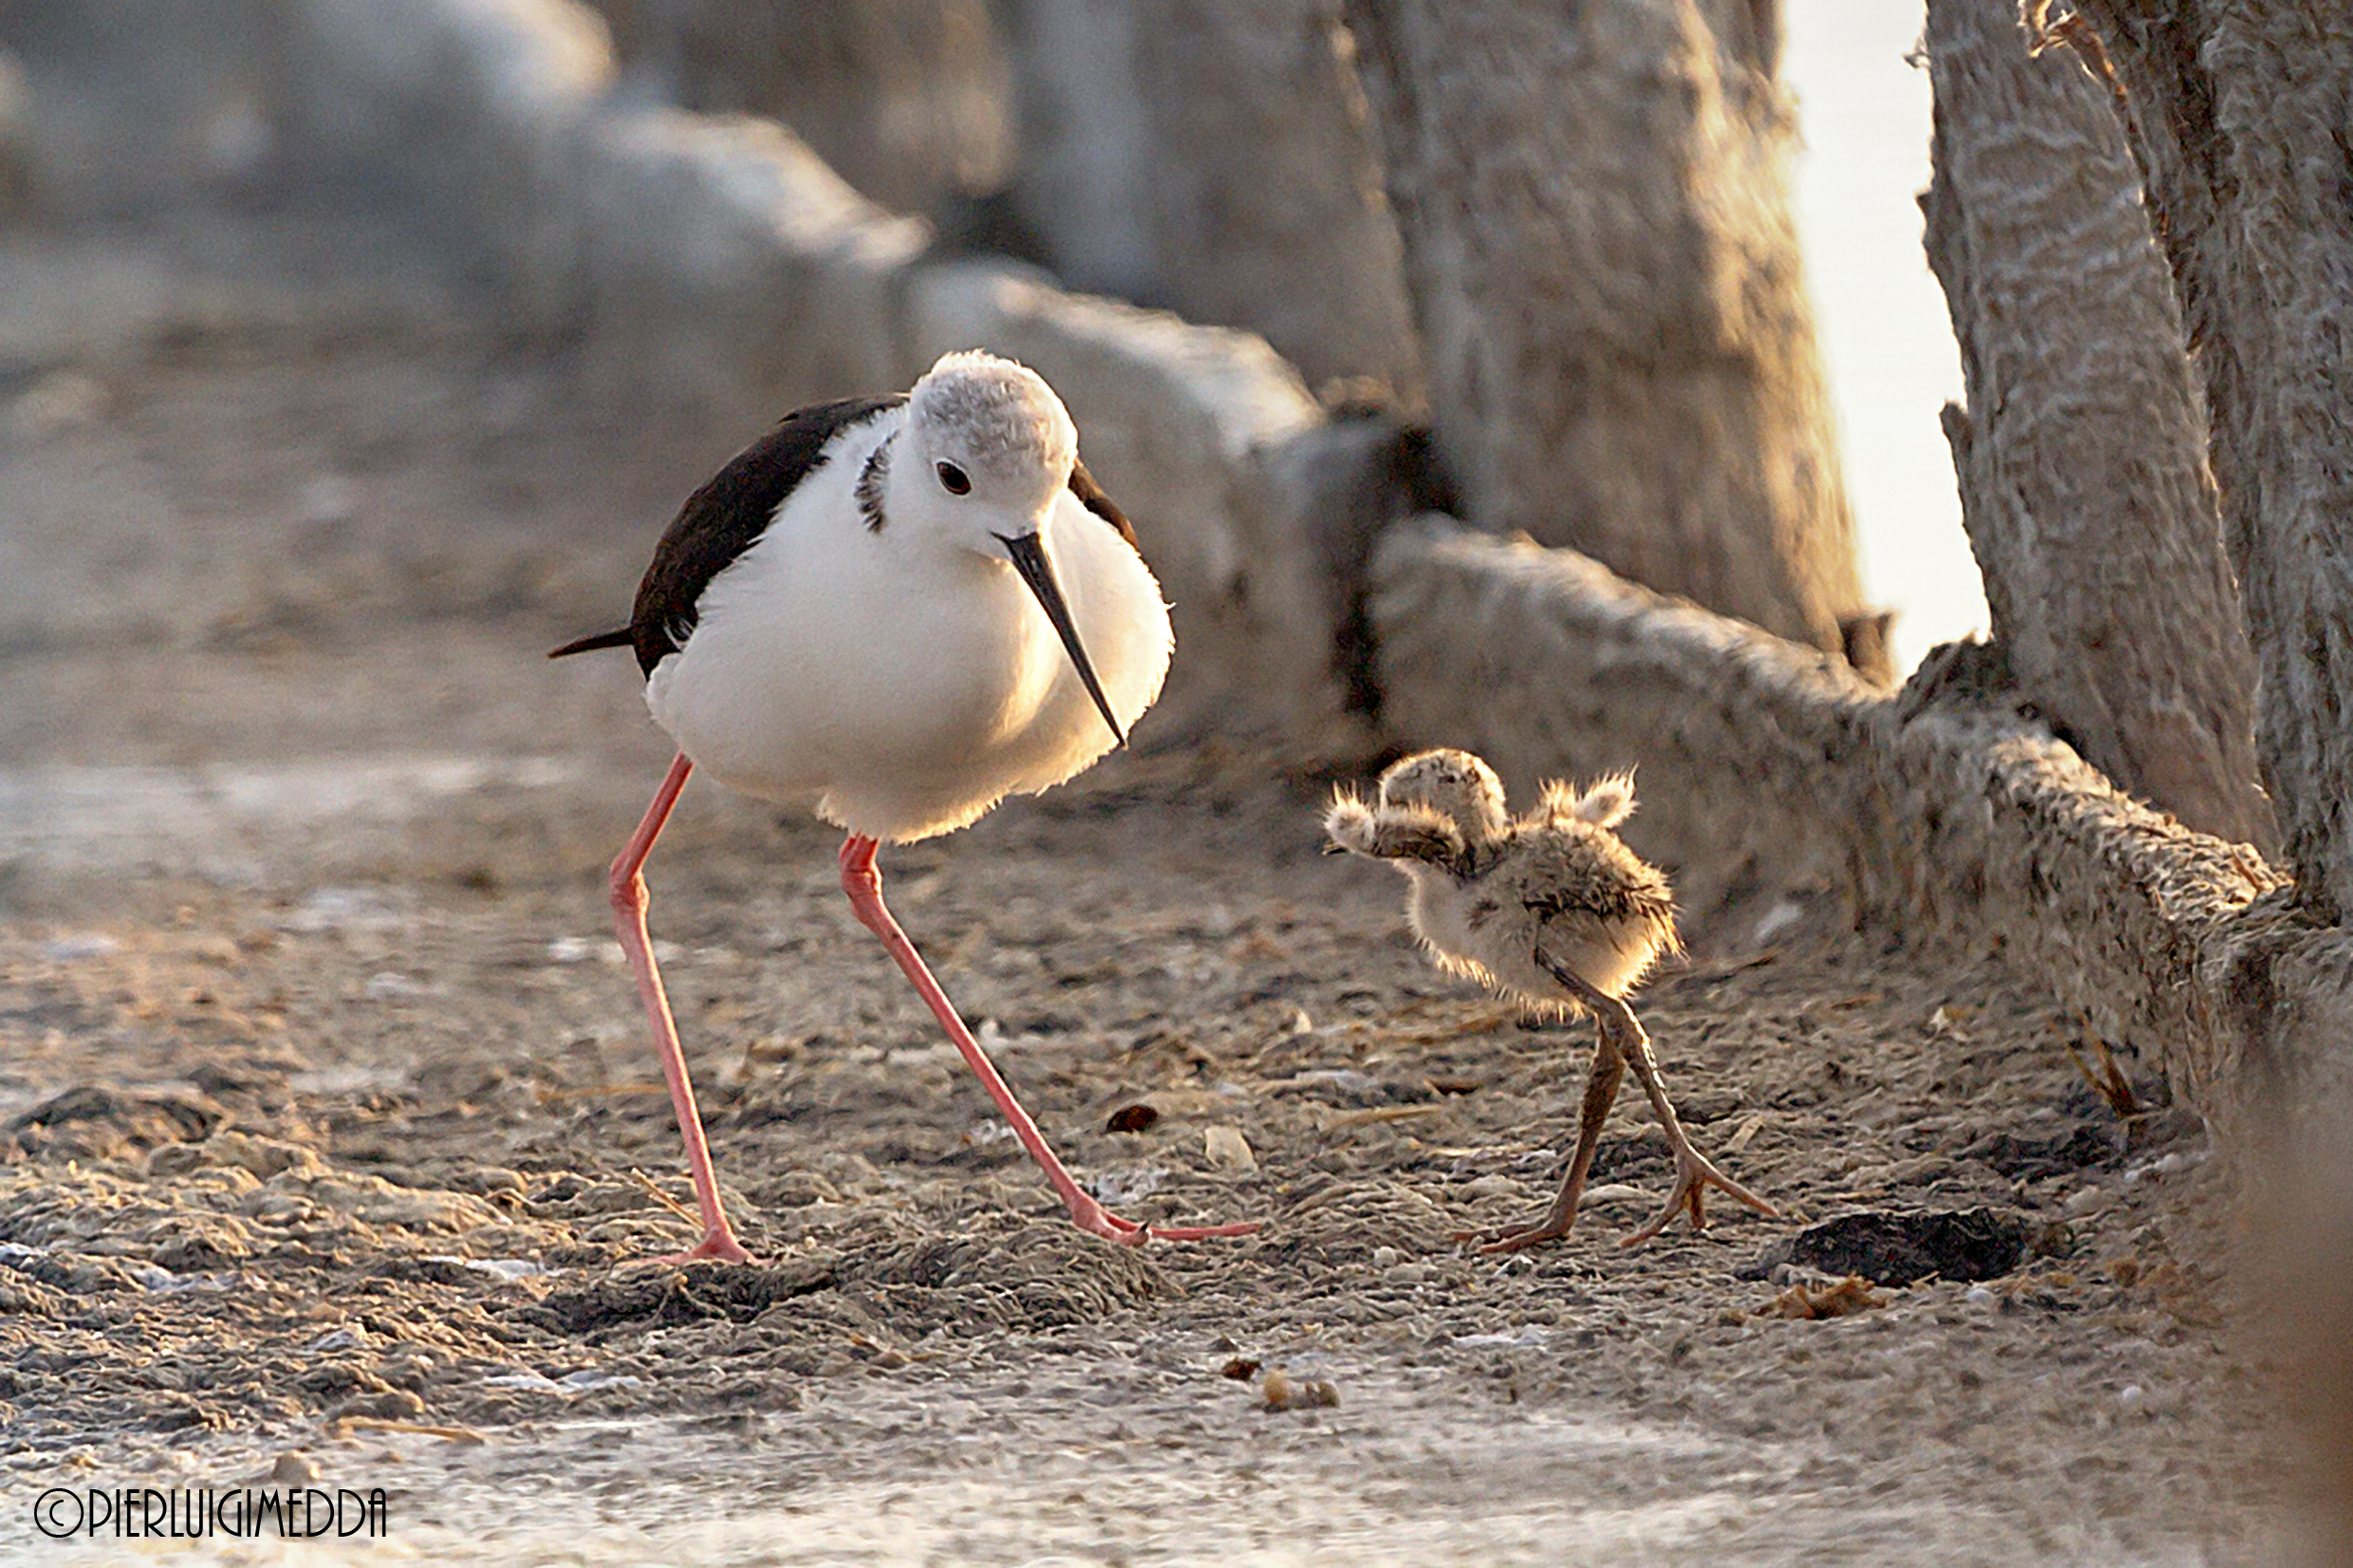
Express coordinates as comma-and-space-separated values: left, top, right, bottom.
0, 193, 2312, 1565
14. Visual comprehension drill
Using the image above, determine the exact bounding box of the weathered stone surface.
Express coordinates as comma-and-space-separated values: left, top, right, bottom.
581, 0, 1012, 216
996, 0, 1422, 397
571, 107, 927, 424
1345, 0, 1866, 657
2075, 1, 2353, 921
1122, 0, 1422, 398
285, 0, 616, 327
1922, 0, 2270, 850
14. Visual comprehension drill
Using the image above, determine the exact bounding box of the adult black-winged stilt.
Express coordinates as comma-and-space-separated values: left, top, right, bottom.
552, 350, 1258, 1260
1324, 748, 1777, 1253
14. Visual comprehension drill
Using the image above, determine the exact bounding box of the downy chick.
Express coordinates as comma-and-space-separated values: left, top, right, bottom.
1326, 747, 1777, 1251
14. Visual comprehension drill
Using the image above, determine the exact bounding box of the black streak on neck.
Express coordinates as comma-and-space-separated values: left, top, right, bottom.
856, 435, 892, 533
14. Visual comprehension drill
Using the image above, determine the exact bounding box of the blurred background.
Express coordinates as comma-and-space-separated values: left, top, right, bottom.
0, 0, 1977, 684
1785, 0, 1975, 673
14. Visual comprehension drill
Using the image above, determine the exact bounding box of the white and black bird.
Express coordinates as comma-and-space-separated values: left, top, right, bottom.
1325, 747, 1777, 1252
552, 350, 1257, 1259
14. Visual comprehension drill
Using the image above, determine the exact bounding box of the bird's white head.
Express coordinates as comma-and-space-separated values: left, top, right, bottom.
899, 350, 1078, 547
895, 350, 1126, 747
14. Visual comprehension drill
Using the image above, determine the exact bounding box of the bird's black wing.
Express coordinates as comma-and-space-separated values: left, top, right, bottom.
547, 395, 907, 674
1068, 458, 1139, 550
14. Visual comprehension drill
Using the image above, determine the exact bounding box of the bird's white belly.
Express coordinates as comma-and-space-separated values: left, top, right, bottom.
644, 501, 1169, 843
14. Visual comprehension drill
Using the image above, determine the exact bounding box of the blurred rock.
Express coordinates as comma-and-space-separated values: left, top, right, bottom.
0, 46, 32, 217
584, 0, 1011, 214
9, 369, 106, 440
1000, 0, 1422, 397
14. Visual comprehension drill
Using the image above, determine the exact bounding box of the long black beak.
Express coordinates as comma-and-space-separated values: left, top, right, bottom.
996, 530, 1127, 748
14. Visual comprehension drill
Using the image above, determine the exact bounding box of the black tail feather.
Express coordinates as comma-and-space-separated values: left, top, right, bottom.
547, 627, 633, 660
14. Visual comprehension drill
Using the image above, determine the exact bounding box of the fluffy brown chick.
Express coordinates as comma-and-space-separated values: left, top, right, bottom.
1325, 747, 1777, 1251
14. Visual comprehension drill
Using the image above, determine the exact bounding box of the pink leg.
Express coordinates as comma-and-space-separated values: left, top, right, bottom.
836, 834, 1257, 1246
608, 753, 752, 1264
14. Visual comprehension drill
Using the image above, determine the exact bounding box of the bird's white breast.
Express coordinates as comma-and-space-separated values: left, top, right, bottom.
644, 417, 1172, 843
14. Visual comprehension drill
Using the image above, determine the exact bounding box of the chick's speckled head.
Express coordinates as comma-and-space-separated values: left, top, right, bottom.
908, 350, 1078, 496
1376, 748, 1509, 841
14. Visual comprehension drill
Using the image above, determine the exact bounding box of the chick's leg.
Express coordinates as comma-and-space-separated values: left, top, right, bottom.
1534, 954, 1780, 1246
1479, 1030, 1625, 1255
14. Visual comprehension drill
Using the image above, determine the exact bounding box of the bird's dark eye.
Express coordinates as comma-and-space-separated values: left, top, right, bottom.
936, 461, 972, 496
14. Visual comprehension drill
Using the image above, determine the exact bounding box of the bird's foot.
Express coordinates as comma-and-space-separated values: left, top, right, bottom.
650, 1228, 756, 1266
1620, 1144, 1778, 1248
1472, 1214, 1575, 1256
1463, 1190, 1583, 1254
1065, 1194, 1260, 1247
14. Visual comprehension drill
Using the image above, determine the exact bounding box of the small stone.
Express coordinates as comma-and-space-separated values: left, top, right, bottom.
268, 1452, 320, 1486
294, 473, 355, 526
1383, 1263, 1432, 1288
1260, 1367, 1340, 1411
1203, 1126, 1256, 1172
2119, 1384, 2146, 1415
11, 371, 106, 440
1751, 900, 1805, 946
1104, 1104, 1159, 1134
1369, 1245, 1399, 1270
2064, 1186, 2113, 1217
1963, 1284, 1997, 1307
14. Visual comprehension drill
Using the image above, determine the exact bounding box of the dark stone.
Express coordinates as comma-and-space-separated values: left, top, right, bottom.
8, 1084, 223, 1144
1586, 1135, 1669, 1181
1737, 1207, 2029, 1285
1963, 1120, 2119, 1180
525, 1259, 836, 1337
